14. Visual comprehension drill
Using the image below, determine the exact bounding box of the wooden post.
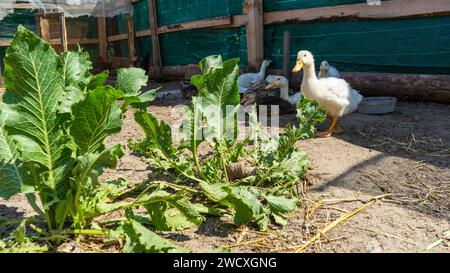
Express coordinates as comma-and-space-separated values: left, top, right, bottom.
98, 0, 107, 60
282, 31, 291, 79
147, 0, 162, 79
244, 0, 264, 71
38, 16, 51, 43
60, 13, 68, 53
126, 0, 136, 63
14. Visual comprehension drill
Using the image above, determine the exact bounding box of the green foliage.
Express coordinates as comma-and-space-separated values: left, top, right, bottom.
119, 210, 190, 253
0, 27, 325, 252
0, 26, 129, 230
115, 67, 158, 111
131, 55, 326, 231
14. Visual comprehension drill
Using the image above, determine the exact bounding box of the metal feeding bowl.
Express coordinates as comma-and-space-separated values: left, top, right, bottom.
358, 96, 397, 115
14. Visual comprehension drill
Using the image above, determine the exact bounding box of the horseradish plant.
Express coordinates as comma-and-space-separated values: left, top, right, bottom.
131, 55, 326, 231
0, 26, 155, 231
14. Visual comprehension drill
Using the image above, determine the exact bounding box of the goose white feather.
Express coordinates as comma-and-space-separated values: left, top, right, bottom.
292, 50, 363, 137
238, 60, 272, 93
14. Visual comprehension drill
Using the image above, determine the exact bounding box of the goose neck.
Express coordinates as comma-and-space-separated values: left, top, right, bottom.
303, 63, 318, 82
279, 86, 290, 101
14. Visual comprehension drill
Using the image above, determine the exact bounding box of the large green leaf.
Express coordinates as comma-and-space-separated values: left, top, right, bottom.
116, 67, 148, 96
0, 112, 29, 199
70, 87, 123, 154
134, 110, 177, 161
194, 58, 240, 110
2, 26, 75, 207
61, 50, 92, 88
122, 211, 190, 253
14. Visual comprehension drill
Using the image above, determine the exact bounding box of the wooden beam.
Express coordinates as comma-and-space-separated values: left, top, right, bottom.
50, 38, 99, 45
60, 13, 68, 53
98, 1, 108, 60
39, 17, 51, 43
282, 31, 291, 79
244, 0, 264, 70
135, 16, 236, 38
108, 33, 128, 42
158, 16, 232, 34
125, 0, 136, 63
147, 0, 162, 79
264, 0, 450, 25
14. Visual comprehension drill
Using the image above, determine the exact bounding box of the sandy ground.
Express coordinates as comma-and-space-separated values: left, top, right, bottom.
1, 91, 449, 253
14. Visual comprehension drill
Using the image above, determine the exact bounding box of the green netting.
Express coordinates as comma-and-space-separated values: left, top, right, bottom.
66, 16, 98, 39
136, 37, 152, 60
265, 16, 450, 75
133, 0, 150, 31
155, 0, 243, 26
263, 0, 369, 11
160, 27, 247, 66
0, 9, 36, 39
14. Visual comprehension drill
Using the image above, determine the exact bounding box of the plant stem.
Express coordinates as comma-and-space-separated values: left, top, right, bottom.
155, 181, 199, 194
51, 229, 109, 236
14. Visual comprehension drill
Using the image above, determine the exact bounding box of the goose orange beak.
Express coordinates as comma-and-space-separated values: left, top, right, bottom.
292, 60, 304, 73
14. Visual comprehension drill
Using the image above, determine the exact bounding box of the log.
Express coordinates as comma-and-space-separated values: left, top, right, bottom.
341, 72, 450, 103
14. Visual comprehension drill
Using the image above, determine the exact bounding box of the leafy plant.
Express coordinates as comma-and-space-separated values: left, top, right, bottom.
0, 26, 153, 231
130, 55, 326, 231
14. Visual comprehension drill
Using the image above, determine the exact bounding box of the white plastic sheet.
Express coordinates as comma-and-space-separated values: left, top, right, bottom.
0, 0, 130, 20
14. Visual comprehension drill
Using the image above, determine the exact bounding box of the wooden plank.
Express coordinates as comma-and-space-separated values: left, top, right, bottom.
136, 29, 151, 38
108, 33, 128, 42
214, 15, 246, 29
136, 16, 236, 37
125, 0, 136, 63
264, 0, 450, 25
50, 38, 99, 45
39, 17, 51, 43
158, 16, 232, 34
148, 0, 162, 79
244, 0, 264, 70
98, 1, 108, 60
60, 13, 68, 53
282, 31, 291, 79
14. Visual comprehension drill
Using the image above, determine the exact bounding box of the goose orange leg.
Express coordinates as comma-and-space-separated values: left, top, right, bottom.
316, 116, 341, 137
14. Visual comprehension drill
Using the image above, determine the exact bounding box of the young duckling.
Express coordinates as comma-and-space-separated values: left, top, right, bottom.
318, 61, 341, 79
292, 50, 363, 137
241, 89, 296, 116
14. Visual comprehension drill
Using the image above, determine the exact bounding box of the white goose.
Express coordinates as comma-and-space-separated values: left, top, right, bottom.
318, 61, 341, 79
265, 76, 301, 106
238, 60, 272, 94
292, 50, 363, 137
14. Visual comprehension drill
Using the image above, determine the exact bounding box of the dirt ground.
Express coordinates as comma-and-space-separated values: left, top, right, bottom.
1, 86, 449, 253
